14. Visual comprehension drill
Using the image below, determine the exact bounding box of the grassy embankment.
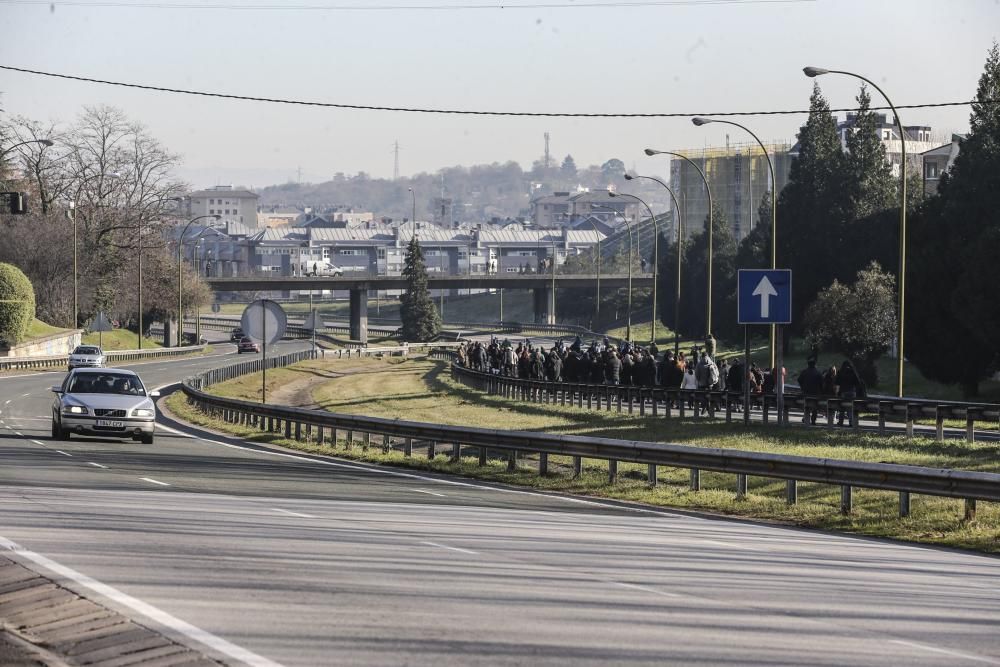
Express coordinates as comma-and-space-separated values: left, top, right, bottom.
82, 329, 163, 350
167, 354, 1000, 553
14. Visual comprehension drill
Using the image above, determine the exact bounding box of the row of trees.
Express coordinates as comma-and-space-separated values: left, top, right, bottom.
648, 42, 999, 395
0, 105, 210, 333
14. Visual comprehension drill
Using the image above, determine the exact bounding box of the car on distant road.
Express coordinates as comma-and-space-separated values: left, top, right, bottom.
67, 345, 105, 370
230, 327, 245, 342
237, 337, 260, 354
51, 368, 158, 444
303, 262, 344, 277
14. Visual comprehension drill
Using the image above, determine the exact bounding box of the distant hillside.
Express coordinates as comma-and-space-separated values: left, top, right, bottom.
257, 158, 670, 223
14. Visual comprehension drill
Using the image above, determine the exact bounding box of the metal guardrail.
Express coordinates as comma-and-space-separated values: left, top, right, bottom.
177, 345, 998, 521
0, 344, 208, 372
444, 359, 1000, 443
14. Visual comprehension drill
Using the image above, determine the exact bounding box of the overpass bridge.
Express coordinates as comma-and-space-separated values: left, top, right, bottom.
206, 274, 652, 343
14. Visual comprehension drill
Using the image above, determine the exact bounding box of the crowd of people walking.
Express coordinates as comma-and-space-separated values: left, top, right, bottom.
455, 336, 867, 423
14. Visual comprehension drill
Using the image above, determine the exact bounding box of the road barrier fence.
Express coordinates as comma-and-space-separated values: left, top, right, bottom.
0, 344, 208, 372
178, 345, 1000, 521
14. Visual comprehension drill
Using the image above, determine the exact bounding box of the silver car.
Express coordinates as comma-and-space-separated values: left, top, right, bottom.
68, 345, 105, 370
51, 369, 159, 444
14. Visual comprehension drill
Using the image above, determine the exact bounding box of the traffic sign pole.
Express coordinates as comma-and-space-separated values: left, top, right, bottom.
776, 325, 785, 427
743, 325, 751, 425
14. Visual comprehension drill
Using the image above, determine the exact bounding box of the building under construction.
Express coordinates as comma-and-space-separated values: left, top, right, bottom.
669, 141, 795, 243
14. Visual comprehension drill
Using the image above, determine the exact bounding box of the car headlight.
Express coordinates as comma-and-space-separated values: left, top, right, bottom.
133, 408, 154, 418
63, 405, 87, 415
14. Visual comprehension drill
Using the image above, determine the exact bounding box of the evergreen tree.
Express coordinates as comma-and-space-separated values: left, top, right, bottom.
845, 85, 895, 219
659, 205, 735, 339
399, 236, 441, 341
908, 42, 1000, 396
735, 192, 772, 271
777, 83, 851, 333
560, 154, 577, 180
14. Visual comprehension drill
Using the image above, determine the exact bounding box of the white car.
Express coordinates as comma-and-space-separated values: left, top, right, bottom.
68, 345, 105, 370
51, 368, 159, 444
304, 262, 344, 277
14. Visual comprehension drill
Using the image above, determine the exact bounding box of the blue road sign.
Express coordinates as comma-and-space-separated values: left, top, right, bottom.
738, 269, 792, 325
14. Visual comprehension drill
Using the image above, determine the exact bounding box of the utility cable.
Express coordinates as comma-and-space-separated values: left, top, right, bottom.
1, 0, 819, 11
0, 64, 983, 118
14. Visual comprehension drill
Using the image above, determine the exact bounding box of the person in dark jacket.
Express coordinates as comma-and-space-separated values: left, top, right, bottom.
605, 351, 621, 385
797, 358, 824, 424
837, 360, 861, 425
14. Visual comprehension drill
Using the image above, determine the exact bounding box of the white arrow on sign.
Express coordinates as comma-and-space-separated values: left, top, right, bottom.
752, 275, 778, 318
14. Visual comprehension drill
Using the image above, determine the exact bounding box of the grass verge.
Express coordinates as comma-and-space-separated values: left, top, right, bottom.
166, 355, 1000, 553
83, 329, 163, 350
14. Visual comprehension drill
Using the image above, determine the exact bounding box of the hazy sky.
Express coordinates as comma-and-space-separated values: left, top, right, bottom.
1, 0, 998, 188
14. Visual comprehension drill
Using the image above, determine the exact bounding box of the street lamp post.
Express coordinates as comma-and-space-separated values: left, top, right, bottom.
612, 189, 660, 346
593, 204, 634, 341
562, 211, 603, 328
177, 215, 220, 347
804, 66, 907, 398
0, 138, 55, 165
623, 174, 683, 353
407, 187, 416, 225
66, 170, 122, 328
643, 148, 715, 338
691, 117, 777, 368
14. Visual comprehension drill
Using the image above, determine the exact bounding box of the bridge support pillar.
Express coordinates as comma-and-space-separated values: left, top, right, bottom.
533, 287, 554, 325
350, 288, 368, 344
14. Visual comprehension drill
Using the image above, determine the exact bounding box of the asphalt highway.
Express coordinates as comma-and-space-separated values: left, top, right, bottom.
0, 339, 999, 666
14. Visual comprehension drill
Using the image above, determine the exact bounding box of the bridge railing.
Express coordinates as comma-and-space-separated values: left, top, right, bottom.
442, 359, 1000, 443
177, 345, 999, 521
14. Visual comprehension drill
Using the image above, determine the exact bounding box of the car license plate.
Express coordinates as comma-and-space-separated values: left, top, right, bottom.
96, 420, 124, 428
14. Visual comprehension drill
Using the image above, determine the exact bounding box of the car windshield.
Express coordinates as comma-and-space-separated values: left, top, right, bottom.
73, 347, 102, 355
68, 373, 145, 396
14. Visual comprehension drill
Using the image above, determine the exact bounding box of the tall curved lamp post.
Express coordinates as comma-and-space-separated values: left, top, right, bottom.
611, 189, 660, 346
0, 138, 55, 163
592, 203, 634, 341
177, 215, 220, 346
136, 196, 183, 349
562, 211, 603, 328
623, 173, 684, 354
805, 66, 907, 398
643, 148, 714, 338
66, 170, 123, 328
691, 116, 777, 367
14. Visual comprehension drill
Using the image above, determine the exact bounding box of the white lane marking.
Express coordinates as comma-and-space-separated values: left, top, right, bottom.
87, 462, 109, 469
271, 508, 315, 519
30, 440, 45, 446
55, 450, 72, 457
701, 539, 748, 550
4, 400, 11, 405
889, 640, 1000, 665
615, 582, 684, 599
0, 535, 282, 667
412, 489, 446, 497
140, 477, 170, 487
421, 541, 478, 555
21, 393, 30, 398
0, 372, 59, 380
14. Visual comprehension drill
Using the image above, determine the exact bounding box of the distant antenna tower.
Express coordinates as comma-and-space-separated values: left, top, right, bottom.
544, 132, 551, 170
297, 165, 302, 182
393, 140, 400, 180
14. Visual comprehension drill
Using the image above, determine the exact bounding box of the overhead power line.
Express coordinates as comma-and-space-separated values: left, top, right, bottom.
1, 0, 818, 10
0, 64, 981, 118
